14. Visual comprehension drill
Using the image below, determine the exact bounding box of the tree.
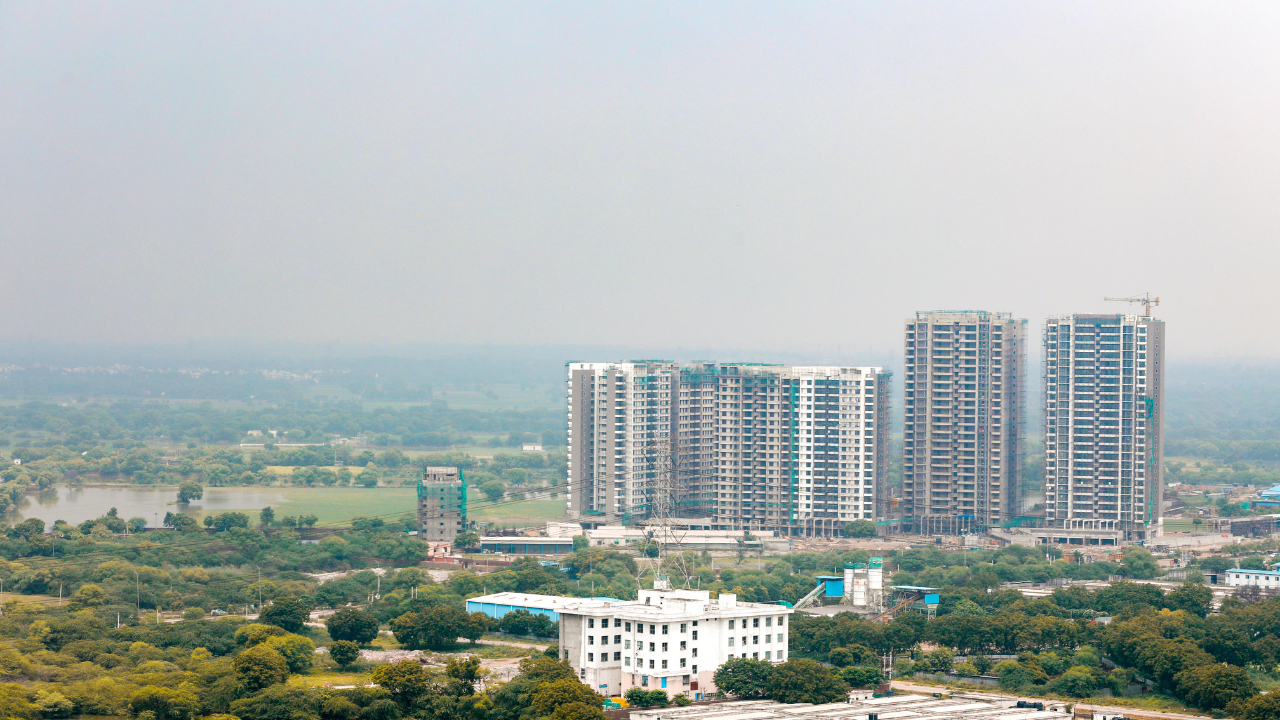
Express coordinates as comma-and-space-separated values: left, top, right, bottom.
926, 647, 955, 673
844, 520, 877, 538
129, 686, 201, 720
126, 516, 148, 533
229, 684, 322, 720
326, 607, 380, 645
1177, 663, 1257, 711
372, 660, 432, 707
1166, 582, 1214, 618
177, 481, 204, 503
68, 583, 109, 610
455, 530, 480, 550
713, 657, 775, 698
553, 702, 608, 720
259, 506, 276, 527
841, 666, 884, 688
1228, 692, 1280, 720
1121, 546, 1160, 579
170, 513, 198, 532
572, 535, 589, 552
532, 678, 603, 715
210, 512, 249, 531
299, 514, 319, 527
330, 640, 361, 669
390, 605, 467, 650
767, 658, 849, 704
260, 596, 310, 633
264, 634, 316, 673
480, 481, 506, 501
233, 644, 290, 691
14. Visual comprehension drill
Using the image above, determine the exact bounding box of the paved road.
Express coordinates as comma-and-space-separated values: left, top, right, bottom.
890, 680, 1219, 720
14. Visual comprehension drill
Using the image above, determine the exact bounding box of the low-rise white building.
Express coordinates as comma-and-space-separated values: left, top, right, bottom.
1225, 566, 1280, 588
558, 586, 792, 700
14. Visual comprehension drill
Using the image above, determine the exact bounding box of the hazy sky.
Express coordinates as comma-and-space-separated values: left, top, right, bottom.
4, 2, 1279, 359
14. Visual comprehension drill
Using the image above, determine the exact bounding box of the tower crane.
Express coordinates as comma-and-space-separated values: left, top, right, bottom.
1104, 292, 1160, 317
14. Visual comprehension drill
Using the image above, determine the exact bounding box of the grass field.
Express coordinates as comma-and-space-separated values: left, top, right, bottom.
180, 487, 565, 526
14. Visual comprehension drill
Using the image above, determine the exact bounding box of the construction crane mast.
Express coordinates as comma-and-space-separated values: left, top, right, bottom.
1104, 292, 1160, 317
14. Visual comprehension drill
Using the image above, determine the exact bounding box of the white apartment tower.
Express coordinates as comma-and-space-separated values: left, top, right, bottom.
1044, 314, 1165, 541
903, 312, 1027, 534
566, 362, 889, 536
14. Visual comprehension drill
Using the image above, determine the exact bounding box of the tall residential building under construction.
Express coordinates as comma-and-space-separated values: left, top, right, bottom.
902, 311, 1027, 534
566, 362, 889, 536
1043, 313, 1165, 541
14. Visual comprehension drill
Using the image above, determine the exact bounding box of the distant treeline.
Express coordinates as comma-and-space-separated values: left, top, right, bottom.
0, 400, 565, 448
1165, 364, 1280, 462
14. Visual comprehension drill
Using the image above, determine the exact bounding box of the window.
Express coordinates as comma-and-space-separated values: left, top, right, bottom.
615, 619, 622, 628
625, 640, 631, 649
614, 635, 621, 644
588, 619, 594, 628
765, 651, 772, 660
765, 634, 771, 643
766, 617, 772, 627
728, 638, 735, 647
753, 618, 760, 628
662, 643, 668, 652
692, 665, 698, 674
588, 637, 594, 645
680, 623, 687, 633
753, 636, 758, 644
650, 624, 656, 634
680, 658, 687, 667
614, 652, 622, 661
779, 617, 785, 626
729, 620, 736, 630
752, 652, 758, 659
649, 659, 655, 669
588, 653, 594, 661
626, 622, 632, 632
741, 636, 747, 645
662, 625, 669, 634
692, 630, 698, 640
641, 675, 648, 686
649, 642, 655, 651
625, 657, 631, 666
662, 660, 668, 669
692, 647, 698, 657
680, 641, 686, 650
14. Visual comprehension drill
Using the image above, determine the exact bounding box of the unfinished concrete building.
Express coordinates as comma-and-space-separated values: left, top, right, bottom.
903, 311, 1028, 534
417, 466, 466, 543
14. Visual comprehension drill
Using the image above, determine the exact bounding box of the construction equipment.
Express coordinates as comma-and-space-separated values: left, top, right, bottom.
1104, 293, 1159, 317
792, 583, 827, 610
869, 591, 921, 623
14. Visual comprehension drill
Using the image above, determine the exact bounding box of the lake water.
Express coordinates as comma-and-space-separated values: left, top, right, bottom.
7, 486, 290, 527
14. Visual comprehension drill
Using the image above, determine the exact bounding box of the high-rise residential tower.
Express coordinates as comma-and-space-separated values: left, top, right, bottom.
1043, 314, 1165, 541
566, 362, 889, 536
903, 312, 1027, 534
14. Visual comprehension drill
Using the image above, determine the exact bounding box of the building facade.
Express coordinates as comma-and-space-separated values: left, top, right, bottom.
1043, 314, 1166, 541
902, 311, 1027, 534
417, 466, 466, 542
566, 362, 889, 535
1225, 566, 1280, 588
558, 588, 792, 700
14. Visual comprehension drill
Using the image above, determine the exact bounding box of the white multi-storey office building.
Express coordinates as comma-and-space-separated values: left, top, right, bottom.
566, 362, 890, 536
558, 587, 792, 700
1044, 314, 1166, 541
902, 312, 1027, 534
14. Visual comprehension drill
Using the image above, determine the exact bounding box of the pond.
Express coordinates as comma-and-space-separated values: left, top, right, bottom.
7, 485, 291, 527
